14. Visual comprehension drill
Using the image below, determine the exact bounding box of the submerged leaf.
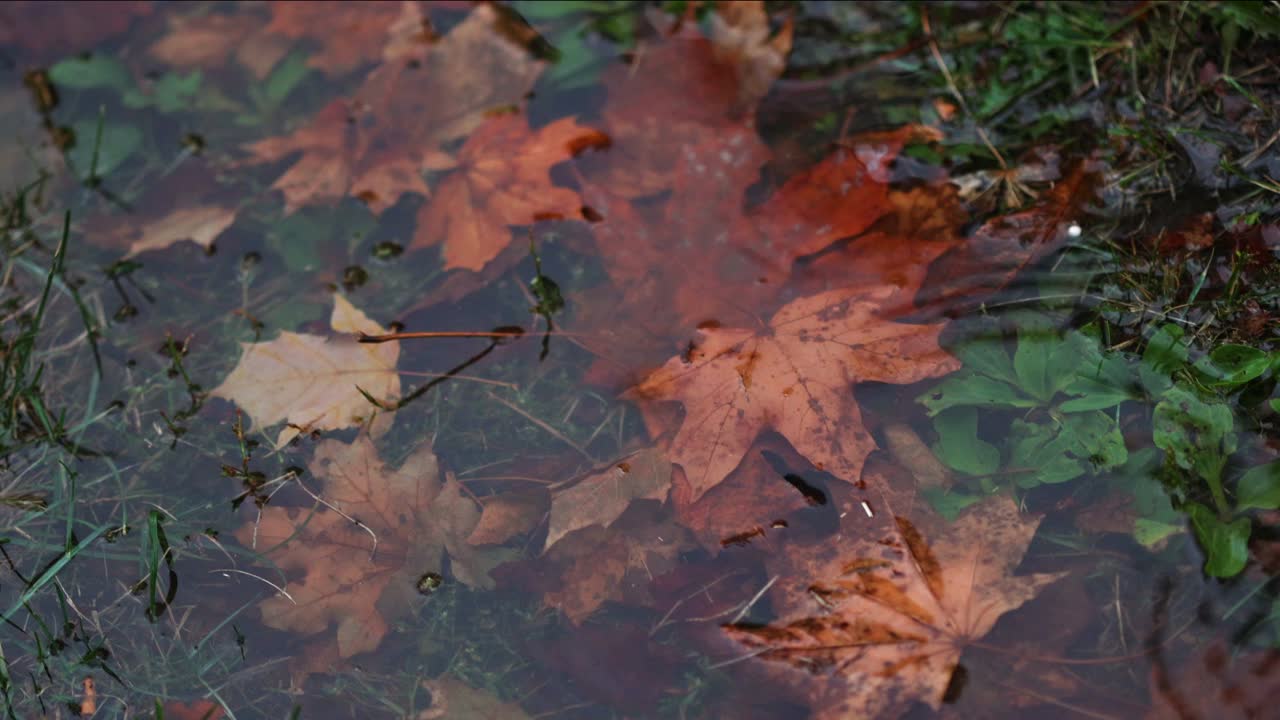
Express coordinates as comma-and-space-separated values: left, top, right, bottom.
726, 495, 1064, 719
211, 295, 399, 446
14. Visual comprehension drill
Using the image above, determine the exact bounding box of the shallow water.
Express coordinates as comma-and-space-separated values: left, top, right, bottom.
0, 2, 1277, 719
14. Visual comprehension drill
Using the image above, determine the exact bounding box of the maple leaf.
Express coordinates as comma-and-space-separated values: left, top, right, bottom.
575, 125, 939, 390
628, 285, 959, 501
413, 114, 605, 271
211, 294, 399, 447
263, 0, 410, 76
235, 435, 508, 659
725, 495, 1064, 719
544, 448, 671, 551
148, 9, 290, 80
244, 3, 541, 215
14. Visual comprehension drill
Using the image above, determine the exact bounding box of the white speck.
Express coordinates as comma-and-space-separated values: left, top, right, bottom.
861, 501, 874, 517
1068, 223, 1082, 238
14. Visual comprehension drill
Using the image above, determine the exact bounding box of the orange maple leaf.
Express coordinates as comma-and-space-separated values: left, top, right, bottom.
628, 285, 959, 501
244, 3, 542, 215
725, 495, 1064, 719
235, 435, 509, 659
413, 114, 606, 271
264, 0, 410, 76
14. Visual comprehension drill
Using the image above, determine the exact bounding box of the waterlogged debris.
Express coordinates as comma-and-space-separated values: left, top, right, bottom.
111, 204, 237, 258
726, 495, 1063, 719
211, 294, 400, 446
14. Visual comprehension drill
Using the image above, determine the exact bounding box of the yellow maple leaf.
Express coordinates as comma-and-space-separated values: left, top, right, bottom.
211, 295, 399, 446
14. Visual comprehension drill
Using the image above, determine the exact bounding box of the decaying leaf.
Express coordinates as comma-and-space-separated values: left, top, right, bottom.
726, 495, 1064, 719
468, 490, 547, 546
544, 505, 692, 624
545, 448, 671, 551
413, 115, 604, 271
110, 204, 237, 258
628, 285, 959, 500
235, 435, 509, 659
245, 3, 541, 215
263, 0, 410, 76
709, 0, 794, 115
211, 294, 399, 447
148, 9, 290, 79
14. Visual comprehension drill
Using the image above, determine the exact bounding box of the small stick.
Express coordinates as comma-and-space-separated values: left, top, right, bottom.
359, 330, 525, 343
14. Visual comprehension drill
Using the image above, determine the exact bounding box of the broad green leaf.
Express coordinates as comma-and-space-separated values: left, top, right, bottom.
931, 407, 1000, 476
1061, 354, 1136, 411
542, 30, 608, 90
1153, 385, 1236, 490
1009, 420, 1083, 486
512, 0, 621, 19
1187, 502, 1250, 578
1144, 324, 1188, 365
918, 372, 1037, 415
950, 333, 1018, 385
265, 52, 311, 105
1061, 410, 1127, 470
1237, 461, 1280, 511
1132, 518, 1182, 548
921, 487, 984, 521
49, 55, 131, 91
1193, 344, 1272, 387
67, 121, 142, 178
153, 71, 202, 113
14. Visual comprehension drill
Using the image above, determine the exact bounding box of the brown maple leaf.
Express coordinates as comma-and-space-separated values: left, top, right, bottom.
575, 125, 939, 391
211, 294, 399, 447
244, 3, 541, 215
725, 495, 1064, 719
264, 0, 412, 76
413, 114, 606, 271
627, 285, 959, 501
148, 8, 290, 80
235, 435, 509, 659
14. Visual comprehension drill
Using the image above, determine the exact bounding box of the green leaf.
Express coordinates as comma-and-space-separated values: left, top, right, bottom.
49, 55, 131, 91
1061, 410, 1128, 470
918, 372, 1037, 415
67, 121, 141, 178
1194, 344, 1272, 387
1132, 518, 1182, 548
512, 0, 619, 19
1187, 503, 1250, 578
1237, 461, 1280, 511
921, 487, 984, 521
1014, 329, 1057, 402
931, 407, 1000, 476
264, 52, 311, 105
1062, 353, 1136, 411
153, 71, 202, 113
950, 333, 1018, 385
542, 30, 609, 90
1153, 385, 1236, 501
1009, 420, 1084, 486
1144, 324, 1189, 366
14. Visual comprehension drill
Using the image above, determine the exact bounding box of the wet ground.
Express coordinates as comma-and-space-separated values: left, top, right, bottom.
0, 2, 1278, 719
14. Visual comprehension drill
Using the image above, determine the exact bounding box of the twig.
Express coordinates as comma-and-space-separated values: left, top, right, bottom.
920, 8, 1007, 169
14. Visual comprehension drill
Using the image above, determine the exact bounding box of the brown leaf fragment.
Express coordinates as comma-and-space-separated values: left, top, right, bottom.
544, 506, 693, 624
725, 495, 1064, 719
628, 285, 958, 501
468, 490, 548, 546
211, 295, 399, 447
708, 0, 794, 115
114, 205, 237, 258
418, 675, 532, 720
545, 449, 671, 551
